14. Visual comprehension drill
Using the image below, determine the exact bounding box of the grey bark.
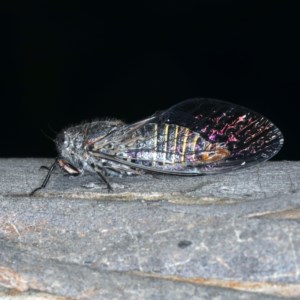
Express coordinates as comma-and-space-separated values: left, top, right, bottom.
0, 159, 299, 299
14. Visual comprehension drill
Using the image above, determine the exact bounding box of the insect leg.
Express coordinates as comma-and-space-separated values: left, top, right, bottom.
30, 157, 59, 196
91, 163, 113, 191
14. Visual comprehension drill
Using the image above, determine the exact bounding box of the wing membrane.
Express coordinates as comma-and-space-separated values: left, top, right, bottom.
90, 98, 284, 175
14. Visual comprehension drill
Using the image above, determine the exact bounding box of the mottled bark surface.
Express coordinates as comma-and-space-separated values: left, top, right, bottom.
0, 159, 299, 299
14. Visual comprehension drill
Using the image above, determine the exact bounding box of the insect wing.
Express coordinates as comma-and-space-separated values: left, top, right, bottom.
90, 98, 284, 175
154, 98, 283, 172
89, 117, 155, 152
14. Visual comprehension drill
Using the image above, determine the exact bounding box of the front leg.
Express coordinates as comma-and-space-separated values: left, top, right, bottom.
30, 158, 81, 196
30, 158, 59, 196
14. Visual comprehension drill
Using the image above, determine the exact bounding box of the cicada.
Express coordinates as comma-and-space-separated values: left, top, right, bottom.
30, 98, 284, 195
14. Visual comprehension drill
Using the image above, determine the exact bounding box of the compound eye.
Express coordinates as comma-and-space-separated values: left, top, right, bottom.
56, 132, 69, 147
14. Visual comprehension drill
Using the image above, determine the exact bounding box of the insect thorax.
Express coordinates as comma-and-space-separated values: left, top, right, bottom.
56, 120, 127, 174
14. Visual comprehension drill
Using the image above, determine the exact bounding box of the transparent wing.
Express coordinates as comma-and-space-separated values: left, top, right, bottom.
90, 98, 284, 175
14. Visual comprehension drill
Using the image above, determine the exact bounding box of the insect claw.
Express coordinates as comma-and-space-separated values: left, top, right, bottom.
29, 187, 42, 196
106, 183, 113, 192
39, 165, 50, 171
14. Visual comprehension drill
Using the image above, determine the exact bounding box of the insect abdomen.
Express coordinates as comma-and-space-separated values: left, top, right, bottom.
122, 123, 230, 170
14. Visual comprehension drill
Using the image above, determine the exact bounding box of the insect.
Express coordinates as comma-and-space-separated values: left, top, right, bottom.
30, 98, 284, 195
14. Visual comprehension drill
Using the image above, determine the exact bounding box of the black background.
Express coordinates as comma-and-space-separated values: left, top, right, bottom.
1, 1, 299, 159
